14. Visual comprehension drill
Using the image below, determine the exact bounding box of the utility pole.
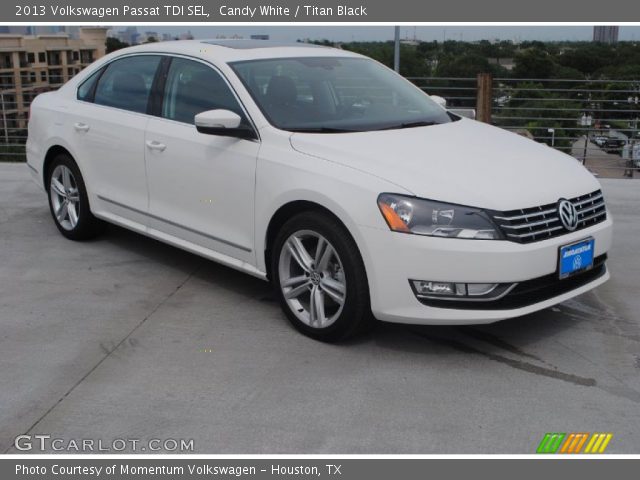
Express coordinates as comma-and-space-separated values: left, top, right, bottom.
393, 26, 400, 73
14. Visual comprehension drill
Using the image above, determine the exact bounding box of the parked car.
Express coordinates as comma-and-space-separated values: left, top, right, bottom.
26, 40, 613, 341
592, 134, 626, 154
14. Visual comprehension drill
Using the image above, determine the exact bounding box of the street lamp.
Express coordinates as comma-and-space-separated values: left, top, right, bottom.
580, 113, 593, 165
547, 128, 555, 147
393, 26, 400, 73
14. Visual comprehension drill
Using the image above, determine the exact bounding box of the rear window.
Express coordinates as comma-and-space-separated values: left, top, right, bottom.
76, 68, 102, 102
93, 56, 161, 114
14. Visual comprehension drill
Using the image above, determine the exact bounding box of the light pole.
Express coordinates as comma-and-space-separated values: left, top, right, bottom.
580, 113, 592, 165
393, 26, 400, 73
547, 128, 555, 147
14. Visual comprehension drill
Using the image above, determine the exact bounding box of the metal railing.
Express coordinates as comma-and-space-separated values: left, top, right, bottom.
409, 76, 640, 178
2, 73, 640, 177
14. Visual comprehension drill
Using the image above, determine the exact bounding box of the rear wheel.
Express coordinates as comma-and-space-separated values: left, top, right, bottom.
271, 211, 371, 342
47, 154, 104, 240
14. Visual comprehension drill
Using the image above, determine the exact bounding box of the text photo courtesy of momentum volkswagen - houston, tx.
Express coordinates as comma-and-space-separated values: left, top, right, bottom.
0, 0, 640, 477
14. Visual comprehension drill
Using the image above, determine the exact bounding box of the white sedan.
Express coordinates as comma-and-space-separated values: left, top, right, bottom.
26, 40, 612, 341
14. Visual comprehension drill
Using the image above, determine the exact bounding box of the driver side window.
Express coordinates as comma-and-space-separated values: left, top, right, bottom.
162, 57, 244, 125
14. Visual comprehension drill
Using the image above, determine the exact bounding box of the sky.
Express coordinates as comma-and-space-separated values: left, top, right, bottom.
141, 26, 640, 43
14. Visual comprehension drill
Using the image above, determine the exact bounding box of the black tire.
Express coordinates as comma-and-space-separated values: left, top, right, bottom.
271, 211, 371, 342
46, 153, 105, 240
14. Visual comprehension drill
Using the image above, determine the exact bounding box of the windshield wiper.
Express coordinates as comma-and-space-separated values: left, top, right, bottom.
376, 121, 438, 131
286, 127, 360, 133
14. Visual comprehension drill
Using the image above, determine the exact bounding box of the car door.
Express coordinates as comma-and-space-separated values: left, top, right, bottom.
144, 56, 260, 263
71, 54, 162, 218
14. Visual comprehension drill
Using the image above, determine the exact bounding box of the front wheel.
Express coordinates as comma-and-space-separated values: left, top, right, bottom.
271, 211, 371, 342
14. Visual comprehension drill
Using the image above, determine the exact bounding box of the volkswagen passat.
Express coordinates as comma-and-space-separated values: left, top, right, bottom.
27, 40, 612, 341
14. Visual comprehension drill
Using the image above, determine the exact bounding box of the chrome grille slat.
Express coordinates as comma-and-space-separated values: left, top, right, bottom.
577, 202, 605, 216
493, 207, 556, 221
500, 216, 560, 230
506, 225, 564, 239
574, 193, 603, 207
492, 189, 606, 244
578, 211, 607, 224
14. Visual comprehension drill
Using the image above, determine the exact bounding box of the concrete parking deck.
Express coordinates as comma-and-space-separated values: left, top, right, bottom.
1, 163, 639, 454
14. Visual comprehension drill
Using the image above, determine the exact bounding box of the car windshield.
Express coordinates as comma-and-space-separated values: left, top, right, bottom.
229, 56, 456, 133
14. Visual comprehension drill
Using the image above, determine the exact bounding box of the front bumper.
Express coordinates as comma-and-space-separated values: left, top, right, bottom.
359, 216, 613, 325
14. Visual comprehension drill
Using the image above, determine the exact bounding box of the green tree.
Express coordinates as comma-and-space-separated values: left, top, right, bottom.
513, 49, 558, 79
105, 37, 129, 53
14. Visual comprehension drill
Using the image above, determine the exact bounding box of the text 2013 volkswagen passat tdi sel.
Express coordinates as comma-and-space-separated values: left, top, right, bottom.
26, 40, 612, 341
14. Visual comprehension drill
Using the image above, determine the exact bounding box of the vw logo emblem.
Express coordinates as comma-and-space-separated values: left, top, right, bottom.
573, 256, 582, 270
558, 199, 579, 231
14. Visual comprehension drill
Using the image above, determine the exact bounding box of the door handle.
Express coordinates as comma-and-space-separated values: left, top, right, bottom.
73, 122, 90, 132
146, 140, 166, 152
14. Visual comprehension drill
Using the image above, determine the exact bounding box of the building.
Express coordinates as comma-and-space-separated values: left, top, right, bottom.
593, 26, 619, 44
0, 27, 108, 132
139, 31, 160, 44
488, 57, 516, 71
111, 26, 139, 46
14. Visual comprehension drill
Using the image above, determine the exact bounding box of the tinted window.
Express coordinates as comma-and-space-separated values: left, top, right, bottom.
77, 68, 102, 102
94, 56, 161, 114
162, 57, 243, 124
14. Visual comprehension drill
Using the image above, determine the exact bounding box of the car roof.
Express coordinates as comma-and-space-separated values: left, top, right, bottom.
201, 39, 328, 49
113, 39, 363, 63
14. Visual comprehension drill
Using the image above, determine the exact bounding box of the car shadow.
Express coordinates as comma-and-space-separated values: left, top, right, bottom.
99, 223, 597, 364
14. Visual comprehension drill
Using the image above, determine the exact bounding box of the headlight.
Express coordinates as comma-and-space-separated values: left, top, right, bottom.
377, 193, 502, 240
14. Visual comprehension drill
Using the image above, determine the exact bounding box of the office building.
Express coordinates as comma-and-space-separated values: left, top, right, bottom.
593, 26, 619, 44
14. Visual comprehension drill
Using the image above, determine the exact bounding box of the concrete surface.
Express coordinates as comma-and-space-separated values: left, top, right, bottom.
1, 163, 639, 454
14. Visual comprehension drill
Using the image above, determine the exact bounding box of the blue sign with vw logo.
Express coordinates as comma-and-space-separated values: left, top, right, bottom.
559, 238, 595, 279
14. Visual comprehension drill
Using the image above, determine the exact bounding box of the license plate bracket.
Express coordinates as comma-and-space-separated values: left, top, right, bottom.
558, 238, 595, 279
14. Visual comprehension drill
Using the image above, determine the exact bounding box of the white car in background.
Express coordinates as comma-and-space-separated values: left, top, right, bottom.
26, 40, 612, 341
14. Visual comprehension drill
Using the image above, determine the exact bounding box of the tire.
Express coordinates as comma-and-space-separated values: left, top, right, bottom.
271, 211, 371, 342
46, 153, 104, 240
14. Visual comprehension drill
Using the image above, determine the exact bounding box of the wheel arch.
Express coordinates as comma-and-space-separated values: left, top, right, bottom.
263, 200, 365, 282
42, 145, 74, 189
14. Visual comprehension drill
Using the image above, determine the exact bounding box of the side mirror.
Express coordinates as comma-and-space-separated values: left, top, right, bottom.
194, 109, 256, 139
430, 95, 447, 109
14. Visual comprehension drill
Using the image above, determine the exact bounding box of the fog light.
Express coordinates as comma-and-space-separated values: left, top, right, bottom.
411, 280, 504, 299
412, 281, 456, 296
411, 281, 471, 296
466, 283, 499, 296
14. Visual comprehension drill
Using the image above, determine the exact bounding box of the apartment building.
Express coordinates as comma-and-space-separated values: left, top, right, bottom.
593, 26, 619, 44
0, 27, 108, 132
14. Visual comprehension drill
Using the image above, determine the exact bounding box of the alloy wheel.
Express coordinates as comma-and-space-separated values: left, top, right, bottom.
49, 164, 80, 231
278, 230, 347, 328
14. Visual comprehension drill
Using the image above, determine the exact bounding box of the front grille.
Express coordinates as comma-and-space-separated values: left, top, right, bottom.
491, 189, 607, 244
416, 254, 607, 310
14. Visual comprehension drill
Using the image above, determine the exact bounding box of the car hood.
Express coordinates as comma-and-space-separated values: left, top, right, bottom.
289, 118, 601, 211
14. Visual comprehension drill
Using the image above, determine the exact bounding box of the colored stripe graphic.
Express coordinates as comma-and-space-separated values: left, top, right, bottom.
585, 433, 613, 454
572, 433, 590, 453
560, 433, 578, 453
537, 433, 566, 453
562, 433, 589, 453
537, 433, 613, 454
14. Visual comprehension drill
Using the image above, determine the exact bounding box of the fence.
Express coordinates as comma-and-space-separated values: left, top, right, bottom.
0, 69, 55, 162
409, 75, 640, 178
2, 73, 640, 178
